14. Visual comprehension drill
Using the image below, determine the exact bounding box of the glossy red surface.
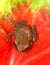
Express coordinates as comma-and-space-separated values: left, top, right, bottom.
0, 7, 50, 65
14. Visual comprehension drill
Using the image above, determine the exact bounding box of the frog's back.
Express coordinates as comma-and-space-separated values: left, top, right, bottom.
14, 25, 33, 52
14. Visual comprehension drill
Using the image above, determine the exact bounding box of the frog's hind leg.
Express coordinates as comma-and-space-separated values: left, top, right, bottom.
32, 25, 40, 45
32, 25, 38, 42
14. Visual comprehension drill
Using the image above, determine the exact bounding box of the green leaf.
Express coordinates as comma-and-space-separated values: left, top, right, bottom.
30, 0, 46, 10
30, 0, 50, 11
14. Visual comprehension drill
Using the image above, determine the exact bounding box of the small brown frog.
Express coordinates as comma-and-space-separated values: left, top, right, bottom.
2, 16, 38, 52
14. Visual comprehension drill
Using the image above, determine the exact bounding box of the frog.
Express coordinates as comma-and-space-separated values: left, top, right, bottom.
2, 16, 38, 52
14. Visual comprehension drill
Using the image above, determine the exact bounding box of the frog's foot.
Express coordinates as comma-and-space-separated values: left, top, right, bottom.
6, 32, 14, 42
